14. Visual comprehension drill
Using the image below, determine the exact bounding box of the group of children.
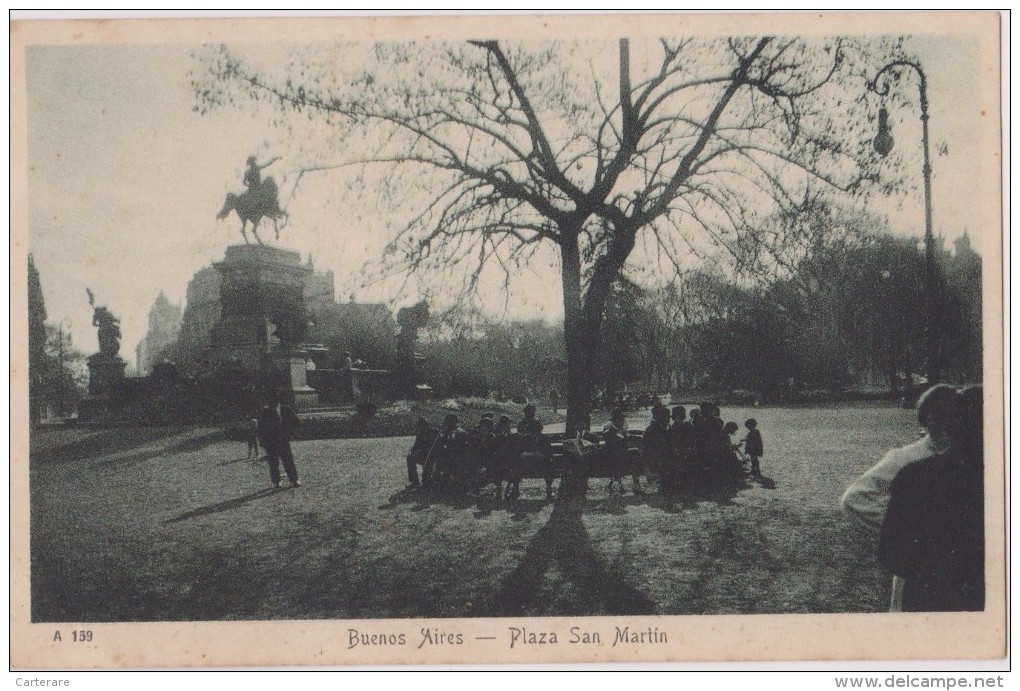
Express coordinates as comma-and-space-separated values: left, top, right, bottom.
638, 401, 765, 493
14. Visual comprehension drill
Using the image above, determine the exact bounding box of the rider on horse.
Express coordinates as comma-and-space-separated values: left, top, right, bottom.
218, 155, 287, 245
244, 155, 280, 192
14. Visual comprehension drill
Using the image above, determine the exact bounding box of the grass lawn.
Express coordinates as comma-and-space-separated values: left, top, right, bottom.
28, 404, 919, 621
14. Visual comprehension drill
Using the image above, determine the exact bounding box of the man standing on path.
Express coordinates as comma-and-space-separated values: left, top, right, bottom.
257, 390, 302, 489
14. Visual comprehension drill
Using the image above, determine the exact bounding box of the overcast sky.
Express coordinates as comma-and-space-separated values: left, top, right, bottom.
23, 28, 994, 367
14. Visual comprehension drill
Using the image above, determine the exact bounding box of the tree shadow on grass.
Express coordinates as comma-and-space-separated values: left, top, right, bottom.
218, 455, 258, 467
484, 472, 781, 616
30, 426, 192, 465
379, 486, 549, 521
379, 487, 466, 510
749, 473, 777, 490
476, 496, 548, 521
579, 472, 775, 515
164, 488, 279, 524
486, 494, 657, 617
95, 430, 226, 470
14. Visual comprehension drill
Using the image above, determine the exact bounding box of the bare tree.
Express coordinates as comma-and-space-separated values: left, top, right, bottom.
194, 35, 900, 432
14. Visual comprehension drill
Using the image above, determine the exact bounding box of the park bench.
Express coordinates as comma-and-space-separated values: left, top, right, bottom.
487, 430, 646, 498
477, 429, 746, 498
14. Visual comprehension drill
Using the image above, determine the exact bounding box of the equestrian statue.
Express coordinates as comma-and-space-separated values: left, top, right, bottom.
217, 155, 289, 245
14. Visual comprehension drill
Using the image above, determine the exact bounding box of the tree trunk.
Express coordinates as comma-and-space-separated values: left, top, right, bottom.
559, 217, 639, 434
561, 235, 597, 436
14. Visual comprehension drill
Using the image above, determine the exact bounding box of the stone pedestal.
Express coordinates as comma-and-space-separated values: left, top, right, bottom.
80, 354, 127, 421
86, 354, 126, 396
273, 351, 319, 409
205, 244, 313, 375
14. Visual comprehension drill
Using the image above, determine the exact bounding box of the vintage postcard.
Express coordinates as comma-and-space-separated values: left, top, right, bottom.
9, 11, 1006, 669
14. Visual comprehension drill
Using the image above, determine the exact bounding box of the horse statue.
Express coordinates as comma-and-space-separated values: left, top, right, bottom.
217, 177, 288, 245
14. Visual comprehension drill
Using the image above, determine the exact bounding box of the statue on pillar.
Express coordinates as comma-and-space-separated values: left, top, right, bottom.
395, 300, 430, 398
83, 288, 127, 406
87, 288, 121, 357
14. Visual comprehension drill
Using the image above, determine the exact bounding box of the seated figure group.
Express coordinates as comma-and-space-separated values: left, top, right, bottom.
646, 402, 758, 494
405, 400, 758, 500
405, 404, 552, 500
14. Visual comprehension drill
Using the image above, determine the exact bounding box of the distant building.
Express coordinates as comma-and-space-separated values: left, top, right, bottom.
170, 266, 222, 375
303, 255, 335, 311
952, 232, 981, 268
135, 292, 182, 376
946, 232, 983, 382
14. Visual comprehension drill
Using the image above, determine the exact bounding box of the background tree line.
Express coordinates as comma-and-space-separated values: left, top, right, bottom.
27, 216, 981, 421
419, 222, 981, 403
29, 255, 88, 423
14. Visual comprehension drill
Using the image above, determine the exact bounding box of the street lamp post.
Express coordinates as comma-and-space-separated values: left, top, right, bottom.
869, 60, 940, 387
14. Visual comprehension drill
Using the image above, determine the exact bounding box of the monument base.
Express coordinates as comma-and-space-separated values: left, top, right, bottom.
205, 244, 314, 376
87, 354, 126, 396
273, 351, 319, 409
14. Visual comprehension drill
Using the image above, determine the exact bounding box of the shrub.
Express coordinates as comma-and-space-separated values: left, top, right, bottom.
804, 389, 834, 404
356, 401, 378, 418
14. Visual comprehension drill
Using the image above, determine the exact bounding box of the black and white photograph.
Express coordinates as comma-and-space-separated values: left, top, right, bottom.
10, 11, 1005, 669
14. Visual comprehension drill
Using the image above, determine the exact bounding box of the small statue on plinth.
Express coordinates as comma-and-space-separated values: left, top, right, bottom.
83, 289, 127, 406
87, 288, 121, 357
395, 300, 429, 398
